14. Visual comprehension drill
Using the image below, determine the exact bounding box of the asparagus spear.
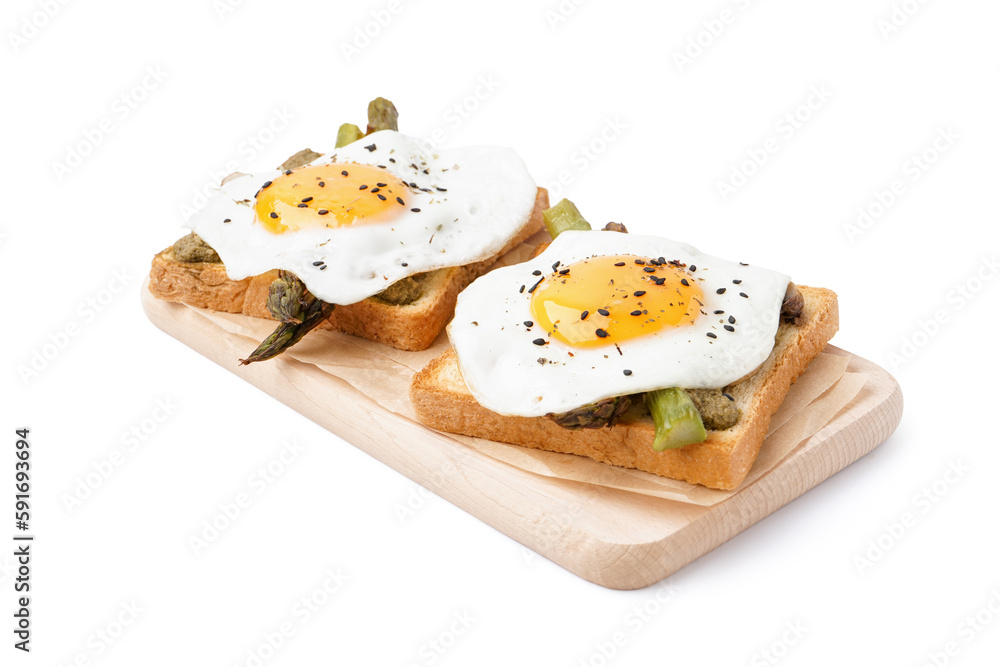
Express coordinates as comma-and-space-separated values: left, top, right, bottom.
336, 123, 364, 148
239, 272, 335, 365
548, 395, 632, 430
542, 199, 592, 239
265, 270, 306, 323
644, 388, 707, 450
366, 97, 399, 133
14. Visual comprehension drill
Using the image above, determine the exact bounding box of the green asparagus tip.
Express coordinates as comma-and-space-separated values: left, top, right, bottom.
644, 388, 707, 450
542, 199, 592, 240
366, 97, 399, 134
336, 123, 364, 148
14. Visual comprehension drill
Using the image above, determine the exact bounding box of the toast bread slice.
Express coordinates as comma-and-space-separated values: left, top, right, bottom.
148, 188, 548, 351
409, 285, 838, 489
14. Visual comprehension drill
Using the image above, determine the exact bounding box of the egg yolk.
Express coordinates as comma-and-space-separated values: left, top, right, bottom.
529, 255, 703, 348
254, 163, 411, 233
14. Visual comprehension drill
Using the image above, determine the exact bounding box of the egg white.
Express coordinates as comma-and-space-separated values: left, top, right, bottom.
447, 231, 792, 417
187, 131, 537, 305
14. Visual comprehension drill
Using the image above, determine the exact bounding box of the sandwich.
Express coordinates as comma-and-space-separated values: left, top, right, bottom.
148, 98, 546, 362
409, 200, 839, 490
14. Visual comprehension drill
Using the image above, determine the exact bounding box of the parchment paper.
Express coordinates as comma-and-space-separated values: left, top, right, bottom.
189, 300, 864, 506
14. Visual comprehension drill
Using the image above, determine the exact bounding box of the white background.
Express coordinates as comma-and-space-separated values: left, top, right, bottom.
3, 0, 999, 665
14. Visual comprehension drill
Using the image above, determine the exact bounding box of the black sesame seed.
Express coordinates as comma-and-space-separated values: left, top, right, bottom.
689, 265, 697, 272
319, 265, 327, 271
223, 218, 231, 223
714, 309, 724, 314
706, 332, 717, 339
728, 315, 736, 324
519, 285, 525, 293
681, 278, 690, 286
634, 259, 645, 265
740, 292, 749, 298
595, 328, 608, 338
377, 194, 387, 201
716, 288, 726, 294
312, 260, 325, 266
580, 310, 589, 320
435, 187, 447, 192
370, 187, 381, 193
740, 262, 748, 266
614, 262, 626, 267
284, 169, 292, 175
318, 181, 325, 187
341, 170, 349, 177
318, 209, 329, 215
597, 308, 610, 316
301, 196, 313, 203
523, 320, 534, 327
724, 325, 735, 332
532, 338, 546, 346
297, 203, 308, 208
396, 196, 405, 205
643, 267, 656, 273
411, 208, 421, 212
269, 212, 278, 219
623, 369, 633, 376
722, 392, 734, 401
401, 262, 408, 267
630, 310, 642, 316
654, 278, 666, 285
559, 268, 570, 275
364, 144, 376, 152
359, 184, 368, 190
634, 290, 646, 297
376, 182, 387, 187
733, 279, 742, 284
552, 261, 561, 271
528, 278, 544, 293
658, 257, 666, 265
532, 270, 542, 276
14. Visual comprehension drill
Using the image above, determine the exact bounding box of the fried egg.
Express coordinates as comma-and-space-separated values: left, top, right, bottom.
187, 130, 537, 305
447, 230, 791, 417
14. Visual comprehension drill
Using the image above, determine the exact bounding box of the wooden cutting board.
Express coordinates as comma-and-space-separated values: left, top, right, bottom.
141, 287, 903, 590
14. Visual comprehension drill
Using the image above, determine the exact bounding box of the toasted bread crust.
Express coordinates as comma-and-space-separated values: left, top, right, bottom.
410, 286, 839, 489
148, 188, 549, 351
